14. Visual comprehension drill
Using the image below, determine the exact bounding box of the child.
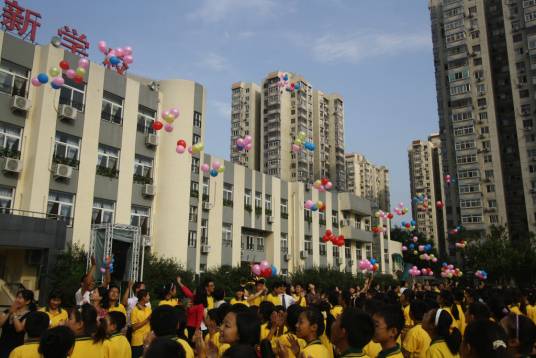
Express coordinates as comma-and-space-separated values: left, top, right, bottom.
205, 308, 230, 356
104, 311, 130, 358
422, 308, 461, 357
230, 287, 249, 306
499, 312, 536, 357
461, 319, 509, 358
106, 284, 127, 316
291, 307, 329, 356
265, 281, 286, 306
8, 311, 49, 358
38, 326, 75, 358
275, 304, 306, 358
372, 304, 404, 358
402, 300, 431, 358
149, 305, 194, 358
400, 289, 415, 329
330, 307, 374, 357
259, 301, 275, 341
130, 289, 152, 358
158, 281, 179, 307
66, 304, 108, 358
40, 289, 68, 328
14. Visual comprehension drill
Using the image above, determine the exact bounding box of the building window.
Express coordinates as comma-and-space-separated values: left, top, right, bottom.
332, 211, 339, 226
192, 134, 201, 144
244, 189, 251, 208
59, 77, 85, 111
265, 194, 272, 213
0, 59, 29, 97
281, 233, 288, 254
333, 246, 340, 258
201, 219, 208, 244
453, 125, 474, 136
0, 122, 22, 158
133, 155, 153, 184
280, 198, 288, 217
223, 183, 233, 206
202, 177, 210, 200
345, 243, 351, 259
356, 246, 362, 260
131, 206, 151, 235
101, 91, 123, 124
0, 186, 13, 213
487, 184, 495, 193
190, 181, 199, 197
365, 245, 372, 259
191, 157, 200, 174
461, 215, 482, 224
456, 154, 477, 164
92, 199, 115, 224
304, 235, 312, 255
459, 184, 480, 194
485, 170, 494, 179
319, 242, 327, 256
54, 132, 80, 167
97, 145, 120, 177
189, 205, 198, 222
256, 237, 265, 251
255, 192, 262, 209
222, 223, 232, 247
244, 236, 254, 250
490, 215, 499, 224
193, 111, 202, 128
188, 231, 197, 248
488, 200, 497, 208
137, 106, 156, 134
460, 199, 482, 208
47, 191, 74, 224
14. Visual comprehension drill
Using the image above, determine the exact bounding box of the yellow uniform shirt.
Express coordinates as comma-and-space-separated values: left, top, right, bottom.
364, 340, 382, 358
527, 305, 536, 324
70, 337, 107, 358
331, 305, 343, 318
293, 295, 307, 307
320, 333, 335, 358
176, 337, 194, 358
39, 307, 68, 327
403, 324, 431, 358
302, 339, 329, 356
340, 348, 371, 357
404, 305, 414, 327
131, 305, 152, 347
8, 341, 40, 358
455, 304, 466, 335
377, 344, 404, 358
248, 293, 265, 306
260, 322, 271, 341
104, 333, 131, 358
108, 303, 127, 316
265, 293, 282, 306
276, 333, 306, 358
230, 298, 249, 306
159, 298, 179, 307
205, 331, 230, 356
510, 305, 523, 315
426, 339, 460, 358
207, 296, 214, 309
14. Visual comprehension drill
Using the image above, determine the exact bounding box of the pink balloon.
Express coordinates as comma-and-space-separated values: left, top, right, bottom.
115, 48, 124, 57
77, 58, 89, 69
98, 40, 107, 54
176, 145, 185, 154
164, 123, 173, 132
304, 200, 313, 209
170, 108, 179, 118
187, 146, 193, 154
162, 110, 170, 119
325, 182, 333, 190
66, 69, 76, 79
52, 77, 65, 87
252, 264, 261, 276
244, 135, 252, 143
236, 138, 245, 147
123, 55, 133, 64
245, 143, 252, 151
292, 144, 301, 153
31, 77, 41, 87
212, 161, 221, 170
123, 46, 133, 55
318, 186, 326, 193
200, 163, 210, 173
401, 246, 407, 251
260, 260, 270, 270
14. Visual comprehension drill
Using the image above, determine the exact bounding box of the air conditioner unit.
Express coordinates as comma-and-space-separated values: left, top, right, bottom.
143, 184, 156, 196
267, 216, 274, 224
143, 235, 152, 247
284, 254, 292, 262
10, 95, 31, 112
58, 104, 78, 120
202, 202, 212, 210
300, 250, 308, 260
201, 245, 211, 254
3, 158, 21, 173
53, 163, 73, 179
145, 134, 159, 147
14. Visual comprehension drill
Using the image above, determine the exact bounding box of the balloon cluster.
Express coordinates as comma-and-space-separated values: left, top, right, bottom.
409, 266, 433, 277
436, 201, 444, 209
313, 178, 333, 192
31, 58, 89, 89
375, 210, 394, 220
292, 131, 315, 153
176, 139, 187, 154
455, 240, 466, 249
401, 219, 416, 232
153, 108, 180, 133
277, 72, 302, 93
413, 194, 429, 210
394, 202, 409, 216
188, 142, 204, 155
444, 174, 456, 185
475, 270, 488, 280
236, 135, 253, 151
449, 226, 462, 235
252, 260, 277, 278
418, 253, 438, 262
359, 258, 379, 273
321, 230, 345, 247
304, 200, 325, 212
99, 255, 114, 273
98, 41, 133, 75
372, 225, 387, 234
440, 263, 463, 278
201, 161, 225, 177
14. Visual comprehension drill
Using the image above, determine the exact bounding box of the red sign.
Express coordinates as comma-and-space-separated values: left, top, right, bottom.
57, 26, 90, 57
1, 0, 41, 42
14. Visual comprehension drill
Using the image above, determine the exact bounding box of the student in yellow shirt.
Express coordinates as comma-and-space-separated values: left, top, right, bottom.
265, 281, 286, 306
328, 290, 344, 318
204, 309, 230, 355
105, 284, 127, 316
330, 307, 374, 358
9, 311, 49, 358
66, 303, 109, 358
40, 289, 68, 328
259, 301, 276, 340
230, 287, 249, 306
292, 284, 307, 308
422, 308, 461, 358
131, 290, 152, 358
372, 305, 404, 358
216, 307, 261, 354
400, 289, 414, 328
437, 290, 462, 332
203, 278, 216, 309
158, 281, 179, 307
461, 319, 509, 358
275, 304, 306, 358
402, 300, 431, 358
104, 311, 131, 358
290, 307, 329, 356
148, 305, 193, 358
247, 279, 267, 307
465, 302, 491, 325
37, 325, 75, 358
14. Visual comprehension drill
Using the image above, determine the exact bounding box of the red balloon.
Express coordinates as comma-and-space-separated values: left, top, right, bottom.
177, 139, 187, 147
405, 223, 411, 228
387, 213, 394, 219
261, 267, 272, 278
321, 178, 329, 186
59, 60, 70, 70
326, 229, 332, 236
152, 121, 164, 130
322, 235, 330, 243
73, 74, 83, 83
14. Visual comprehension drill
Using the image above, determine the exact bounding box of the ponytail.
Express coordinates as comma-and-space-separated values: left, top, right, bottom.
435, 309, 461, 355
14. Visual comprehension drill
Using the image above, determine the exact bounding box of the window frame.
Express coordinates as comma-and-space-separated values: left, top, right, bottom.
59, 77, 85, 111
0, 122, 22, 158
101, 91, 124, 125
131, 206, 151, 236
92, 198, 115, 225
0, 186, 14, 213
54, 132, 81, 167
0, 59, 29, 97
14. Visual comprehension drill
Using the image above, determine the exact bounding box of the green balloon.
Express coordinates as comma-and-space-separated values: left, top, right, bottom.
49, 67, 60, 77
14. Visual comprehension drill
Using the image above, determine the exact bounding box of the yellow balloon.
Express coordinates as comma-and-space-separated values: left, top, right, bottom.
75, 67, 86, 76
217, 166, 225, 173
49, 67, 60, 77
316, 201, 323, 208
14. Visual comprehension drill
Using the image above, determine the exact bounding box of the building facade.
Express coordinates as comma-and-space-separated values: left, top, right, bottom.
408, 135, 449, 256
429, 0, 536, 238
345, 153, 391, 212
0, 34, 400, 294
230, 71, 346, 191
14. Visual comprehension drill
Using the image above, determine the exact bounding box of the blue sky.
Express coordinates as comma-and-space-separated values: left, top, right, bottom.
23, 0, 438, 213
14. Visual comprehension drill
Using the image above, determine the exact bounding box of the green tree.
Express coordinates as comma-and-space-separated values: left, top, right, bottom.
48, 244, 87, 308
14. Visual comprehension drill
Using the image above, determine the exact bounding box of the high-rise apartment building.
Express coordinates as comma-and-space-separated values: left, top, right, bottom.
230, 71, 346, 190
408, 134, 448, 255
429, 0, 536, 237
345, 153, 390, 212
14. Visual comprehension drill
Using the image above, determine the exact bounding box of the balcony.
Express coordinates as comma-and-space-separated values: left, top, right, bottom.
340, 225, 374, 243
338, 192, 372, 215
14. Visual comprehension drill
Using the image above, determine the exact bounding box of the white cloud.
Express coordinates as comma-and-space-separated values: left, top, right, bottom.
199, 53, 228, 72
311, 32, 431, 64
209, 100, 231, 119
189, 0, 276, 23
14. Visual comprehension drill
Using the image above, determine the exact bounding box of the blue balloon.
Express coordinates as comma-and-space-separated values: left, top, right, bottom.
50, 82, 61, 90
210, 169, 218, 177
109, 56, 121, 66
284, 74, 288, 81
271, 264, 277, 277
295, 82, 301, 90
37, 73, 49, 84
307, 143, 315, 151
409, 244, 415, 250
410, 220, 416, 226
311, 204, 318, 211
442, 262, 447, 267
401, 221, 406, 227
370, 258, 376, 265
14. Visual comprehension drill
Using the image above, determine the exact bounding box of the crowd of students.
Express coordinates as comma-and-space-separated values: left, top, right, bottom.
1, 263, 536, 358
